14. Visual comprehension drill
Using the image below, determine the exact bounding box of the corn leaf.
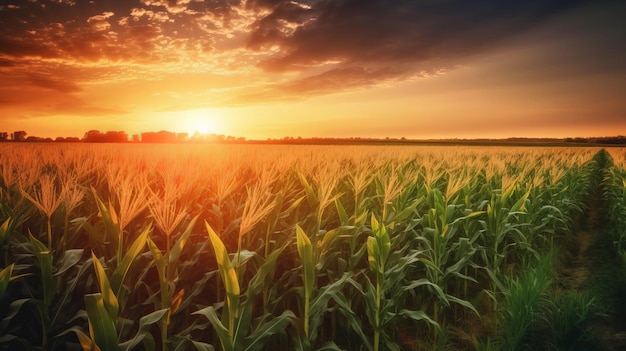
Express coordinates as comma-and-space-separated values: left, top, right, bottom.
85, 293, 118, 351
74, 328, 102, 351
91, 188, 120, 249
38, 251, 54, 307
0, 217, 10, 246
54, 249, 84, 277
246, 246, 284, 299
167, 216, 198, 277
119, 309, 168, 351
206, 221, 240, 347
295, 225, 314, 338
111, 225, 150, 297
193, 306, 232, 351
0, 264, 14, 299
91, 252, 119, 322
29, 232, 48, 254
244, 310, 294, 351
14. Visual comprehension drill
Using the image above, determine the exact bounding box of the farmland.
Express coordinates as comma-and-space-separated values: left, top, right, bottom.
0, 143, 625, 350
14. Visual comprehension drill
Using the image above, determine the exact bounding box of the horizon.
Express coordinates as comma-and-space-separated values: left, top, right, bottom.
1, 0, 625, 139
2, 128, 624, 144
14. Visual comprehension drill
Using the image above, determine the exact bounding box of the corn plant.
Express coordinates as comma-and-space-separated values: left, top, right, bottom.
146, 217, 196, 350
478, 182, 531, 306
76, 252, 167, 351
364, 215, 440, 351
292, 224, 356, 350
195, 222, 292, 351
418, 188, 481, 336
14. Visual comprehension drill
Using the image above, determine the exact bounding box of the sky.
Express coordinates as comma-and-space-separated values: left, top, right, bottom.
0, 0, 625, 140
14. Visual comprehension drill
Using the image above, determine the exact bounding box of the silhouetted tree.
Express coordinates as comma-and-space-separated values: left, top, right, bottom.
83, 130, 128, 142
141, 131, 177, 143
83, 130, 103, 142
11, 131, 26, 141
0, 132, 8, 141
104, 131, 128, 142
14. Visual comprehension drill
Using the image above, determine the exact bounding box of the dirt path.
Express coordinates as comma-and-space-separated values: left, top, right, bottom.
557, 157, 626, 350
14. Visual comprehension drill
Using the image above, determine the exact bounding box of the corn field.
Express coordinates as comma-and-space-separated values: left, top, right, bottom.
0, 143, 621, 350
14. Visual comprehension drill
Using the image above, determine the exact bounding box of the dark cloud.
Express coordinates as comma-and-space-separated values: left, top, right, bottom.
233, 66, 420, 104
247, 0, 589, 72
28, 74, 83, 93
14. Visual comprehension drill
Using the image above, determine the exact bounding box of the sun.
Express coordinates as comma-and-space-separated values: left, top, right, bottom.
194, 119, 212, 134
178, 109, 219, 136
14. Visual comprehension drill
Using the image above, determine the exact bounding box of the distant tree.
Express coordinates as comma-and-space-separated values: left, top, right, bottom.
12, 131, 27, 141
142, 131, 177, 143
0, 132, 8, 141
83, 130, 128, 142
104, 131, 128, 142
83, 130, 104, 142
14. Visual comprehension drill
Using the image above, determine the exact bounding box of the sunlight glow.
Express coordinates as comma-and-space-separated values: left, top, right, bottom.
178, 109, 220, 135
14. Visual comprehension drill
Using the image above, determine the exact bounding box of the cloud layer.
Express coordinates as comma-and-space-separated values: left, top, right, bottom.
0, 0, 624, 137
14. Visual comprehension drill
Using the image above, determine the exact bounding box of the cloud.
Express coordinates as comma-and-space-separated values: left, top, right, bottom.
141, 0, 191, 14
51, 99, 127, 116
0, 0, 623, 112
249, 0, 590, 70
87, 11, 114, 31
28, 74, 83, 93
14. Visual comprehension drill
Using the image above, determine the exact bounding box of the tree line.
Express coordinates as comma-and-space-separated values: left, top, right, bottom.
0, 130, 247, 143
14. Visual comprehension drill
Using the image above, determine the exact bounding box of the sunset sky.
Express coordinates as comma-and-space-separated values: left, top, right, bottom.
1, 0, 624, 140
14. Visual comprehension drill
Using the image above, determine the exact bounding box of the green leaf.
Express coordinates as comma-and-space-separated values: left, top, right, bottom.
167, 216, 198, 278
367, 236, 378, 273
91, 252, 119, 322
119, 309, 168, 351
295, 224, 315, 338
54, 249, 84, 276
334, 198, 349, 225
314, 341, 345, 351
246, 246, 284, 299
0, 217, 11, 246
38, 251, 54, 307
446, 294, 479, 316
206, 221, 240, 348
329, 289, 373, 351
91, 188, 120, 250
85, 293, 118, 351
73, 328, 101, 351
193, 306, 232, 351
244, 310, 294, 351
296, 226, 315, 298
29, 232, 48, 254
308, 273, 351, 342
370, 215, 390, 268
0, 264, 14, 299
111, 225, 150, 297
191, 340, 216, 351
399, 309, 439, 328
